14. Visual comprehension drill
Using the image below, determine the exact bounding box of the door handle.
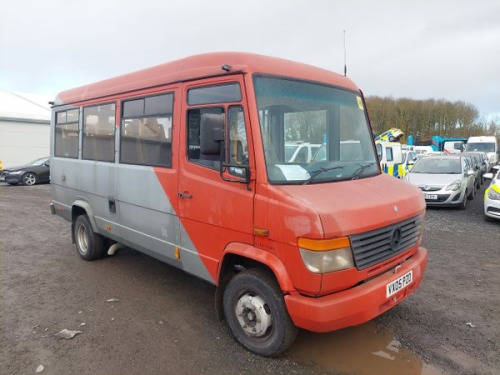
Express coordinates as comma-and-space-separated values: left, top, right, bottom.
178, 192, 193, 199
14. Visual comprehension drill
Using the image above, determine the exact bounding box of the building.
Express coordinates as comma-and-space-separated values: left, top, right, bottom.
0, 90, 51, 169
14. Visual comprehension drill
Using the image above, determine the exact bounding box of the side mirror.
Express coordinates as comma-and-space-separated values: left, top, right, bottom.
483, 173, 494, 181
467, 170, 475, 176
220, 162, 250, 185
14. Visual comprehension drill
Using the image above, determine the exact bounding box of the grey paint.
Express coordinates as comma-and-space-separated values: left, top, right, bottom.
51, 156, 214, 284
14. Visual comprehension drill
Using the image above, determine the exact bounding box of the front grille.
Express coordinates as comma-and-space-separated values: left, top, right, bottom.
350, 215, 422, 270
419, 186, 441, 192
487, 207, 500, 215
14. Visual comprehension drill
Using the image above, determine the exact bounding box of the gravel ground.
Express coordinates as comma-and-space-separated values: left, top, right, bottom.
0, 182, 499, 375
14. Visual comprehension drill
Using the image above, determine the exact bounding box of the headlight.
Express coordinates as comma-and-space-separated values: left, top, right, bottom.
487, 187, 500, 200
445, 180, 461, 191
298, 237, 354, 273
8, 170, 22, 175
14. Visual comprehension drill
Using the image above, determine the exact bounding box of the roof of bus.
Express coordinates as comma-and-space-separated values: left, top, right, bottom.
54, 52, 359, 105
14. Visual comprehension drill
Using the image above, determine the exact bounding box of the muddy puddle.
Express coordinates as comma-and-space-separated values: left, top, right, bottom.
288, 322, 443, 375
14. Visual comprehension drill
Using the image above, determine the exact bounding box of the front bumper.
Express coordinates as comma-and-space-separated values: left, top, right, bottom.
484, 192, 500, 220
285, 247, 427, 333
420, 188, 466, 206
4, 174, 22, 184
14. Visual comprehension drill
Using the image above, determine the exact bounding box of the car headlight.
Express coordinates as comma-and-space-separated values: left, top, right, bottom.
8, 170, 22, 175
487, 186, 500, 200
445, 180, 461, 191
298, 237, 354, 273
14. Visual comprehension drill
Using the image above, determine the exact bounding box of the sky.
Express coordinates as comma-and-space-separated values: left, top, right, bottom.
1, 0, 499, 120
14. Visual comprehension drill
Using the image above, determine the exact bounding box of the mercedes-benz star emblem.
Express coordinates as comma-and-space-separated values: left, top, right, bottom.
389, 228, 403, 251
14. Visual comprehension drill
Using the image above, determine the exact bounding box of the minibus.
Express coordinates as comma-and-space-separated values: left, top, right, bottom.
50, 52, 427, 356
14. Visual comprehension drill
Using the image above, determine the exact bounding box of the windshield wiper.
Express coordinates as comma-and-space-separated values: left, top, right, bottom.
303, 165, 346, 185
351, 162, 377, 180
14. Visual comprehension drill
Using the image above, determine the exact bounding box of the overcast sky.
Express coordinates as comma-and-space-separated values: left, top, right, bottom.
1, 0, 499, 119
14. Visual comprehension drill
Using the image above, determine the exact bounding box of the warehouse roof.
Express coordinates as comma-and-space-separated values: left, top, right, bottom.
0, 90, 51, 124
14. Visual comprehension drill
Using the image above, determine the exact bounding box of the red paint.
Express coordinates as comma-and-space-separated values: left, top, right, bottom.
285, 247, 427, 332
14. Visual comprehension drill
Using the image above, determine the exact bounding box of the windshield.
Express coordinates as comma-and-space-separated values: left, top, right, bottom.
465, 143, 495, 152
411, 158, 462, 174
254, 77, 378, 184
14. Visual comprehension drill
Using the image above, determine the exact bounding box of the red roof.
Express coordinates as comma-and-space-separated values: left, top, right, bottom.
55, 52, 360, 105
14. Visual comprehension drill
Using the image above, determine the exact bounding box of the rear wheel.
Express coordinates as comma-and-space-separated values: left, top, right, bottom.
73, 215, 107, 260
22, 172, 37, 186
223, 269, 298, 357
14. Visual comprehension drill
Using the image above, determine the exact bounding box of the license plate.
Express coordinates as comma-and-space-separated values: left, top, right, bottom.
425, 194, 438, 200
386, 270, 413, 298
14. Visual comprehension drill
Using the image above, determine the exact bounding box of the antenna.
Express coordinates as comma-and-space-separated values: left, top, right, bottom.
343, 30, 347, 76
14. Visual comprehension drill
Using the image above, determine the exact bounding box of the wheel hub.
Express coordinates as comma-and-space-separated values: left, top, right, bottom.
235, 294, 272, 337
77, 224, 89, 254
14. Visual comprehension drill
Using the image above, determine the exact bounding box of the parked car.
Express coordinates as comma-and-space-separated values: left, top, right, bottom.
404, 155, 475, 209
460, 153, 482, 189
483, 170, 500, 220
464, 151, 489, 182
285, 142, 321, 163
0, 157, 50, 186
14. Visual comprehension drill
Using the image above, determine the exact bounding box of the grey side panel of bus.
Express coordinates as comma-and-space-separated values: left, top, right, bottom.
51, 158, 214, 284
114, 165, 213, 283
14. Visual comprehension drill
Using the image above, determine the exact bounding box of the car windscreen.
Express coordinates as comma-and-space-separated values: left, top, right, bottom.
411, 158, 461, 174
254, 76, 378, 184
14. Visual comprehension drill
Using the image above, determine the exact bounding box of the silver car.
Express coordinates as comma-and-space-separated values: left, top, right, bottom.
404, 155, 475, 209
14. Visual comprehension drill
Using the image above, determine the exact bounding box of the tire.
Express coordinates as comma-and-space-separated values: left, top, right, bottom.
223, 269, 298, 357
22, 172, 37, 186
467, 184, 475, 200
458, 193, 467, 210
73, 215, 107, 261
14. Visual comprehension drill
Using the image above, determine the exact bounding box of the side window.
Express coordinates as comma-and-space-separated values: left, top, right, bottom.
187, 83, 241, 105
55, 108, 79, 158
376, 144, 382, 160
386, 147, 394, 162
227, 106, 249, 166
120, 93, 173, 167
83, 103, 116, 162
187, 107, 225, 170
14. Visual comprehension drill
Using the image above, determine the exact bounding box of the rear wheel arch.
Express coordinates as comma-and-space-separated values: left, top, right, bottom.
71, 202, 98, 243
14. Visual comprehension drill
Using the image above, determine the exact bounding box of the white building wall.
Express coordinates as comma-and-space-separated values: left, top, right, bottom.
0, 120, 50, 168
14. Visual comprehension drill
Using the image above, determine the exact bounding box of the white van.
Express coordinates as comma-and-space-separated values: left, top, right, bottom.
465, 136, 498, 169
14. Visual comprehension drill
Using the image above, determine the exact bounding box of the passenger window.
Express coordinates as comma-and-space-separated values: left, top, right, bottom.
120, 93, 173, 167
55, 108, 79, 158
83, 103, 116, 162
187, 107, 225, 170
376, 144, 382, 160
227, 106, 249, 166
386, 147, 394, 162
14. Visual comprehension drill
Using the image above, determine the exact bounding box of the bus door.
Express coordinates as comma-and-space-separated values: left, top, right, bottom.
178, 78, 255, 280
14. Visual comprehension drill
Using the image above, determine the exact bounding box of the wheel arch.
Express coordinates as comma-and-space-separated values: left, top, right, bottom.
71, 200, 98, 243
214, 242, 295, 321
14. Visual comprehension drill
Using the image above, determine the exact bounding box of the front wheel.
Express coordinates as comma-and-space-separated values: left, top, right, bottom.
458, 193, 467, 210
223, 269, 298, 357
22, 172, 37, 186
73, 215, 107, 261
